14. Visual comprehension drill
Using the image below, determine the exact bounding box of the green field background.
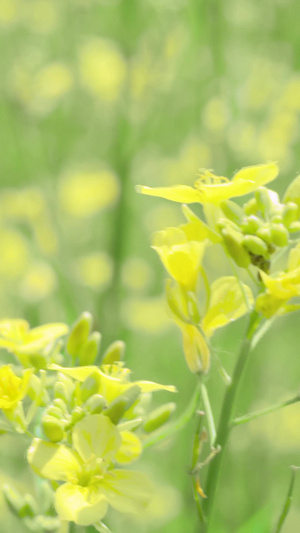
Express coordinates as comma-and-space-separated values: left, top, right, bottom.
1, 1, 300, 531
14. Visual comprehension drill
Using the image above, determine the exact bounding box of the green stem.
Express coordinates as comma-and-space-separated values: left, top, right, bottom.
143, 385, 201, 449
200, 382, 216, 447
232, 394, 300, 427
191, 410, 206, 525
275, 466, 300, 533
202, 311, 260, 529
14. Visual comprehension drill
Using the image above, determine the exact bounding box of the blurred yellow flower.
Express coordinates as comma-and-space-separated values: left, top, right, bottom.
20, 262, 57, 303
59, 169, 120, 217
0, 229, 29, 280
121, 257, 152, 291
0, 365, 31, 410
79, 38, 126, 102
152, 227, 206, 291
21, 0, 60, 34
74, 252, 113, 290
0, 319, 68, 367
137, 162, 278, 205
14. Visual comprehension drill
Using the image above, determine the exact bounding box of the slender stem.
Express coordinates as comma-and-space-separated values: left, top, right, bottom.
143, 385, 200, 449
191, 410, 206, 525
202, 311, 260, 529
200, 382, 216, 447
232, 394, 300, 427
275, 466, 300, 533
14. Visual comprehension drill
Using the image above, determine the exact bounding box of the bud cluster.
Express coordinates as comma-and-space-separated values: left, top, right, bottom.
219, 187, 300, 272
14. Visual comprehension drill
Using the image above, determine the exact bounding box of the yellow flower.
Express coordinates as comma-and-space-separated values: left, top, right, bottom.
28, 415, 152, 526
256, 244, 300, 317
0, 319, 68, 367
152, 227, 206, 291
0, 365, 31, 410
137, 162, 278, 205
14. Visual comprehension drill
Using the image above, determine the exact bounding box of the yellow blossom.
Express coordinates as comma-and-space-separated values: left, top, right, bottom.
137, 162, 278, 205
152, 227, 206, 291
0, 365, 31, 410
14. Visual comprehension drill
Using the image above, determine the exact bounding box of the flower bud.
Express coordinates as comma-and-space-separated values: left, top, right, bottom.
282, 202, 299, 227
220, 200, 244, 225
71, 406, 85, 424
3, 485, 25, 517
143, 403, 176, 433
241, 215, 263, 235
81, 373, 101, 402
242, 235, 269, 258
105, 385, 141, 424
67, 312, 92, 359
85, 394, 106, 414
255, 187, 280, 217
53, 398, 68, 415
216, 217, 241, 233
257, 226, 272, 244
46, 406, 65, 419
78, 332, 101, 366
54, 381, 69, 404
27, 374, 49, 406
28, 353, 47, 370
270, 224, 289, 247
244, 197, 258, 216
221, 228, 250, 268
289, 221, 300, 233
102, 340, 126, 365
42, 416, 64, 442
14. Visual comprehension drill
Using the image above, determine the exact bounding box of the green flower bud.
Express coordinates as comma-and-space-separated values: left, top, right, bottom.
221, 228, 250, 268
220, 200, 244, 225
85, 394, 106, 414
242, 235, 269, 258
78, 332, 101, 366
42, 416, 64, 442
105, 385, 141, 424
71, 406, 85, 424
255, 187, 280, 217
46, 406, 65, 419
67, 312, 93, 359
282, 202, 299, 227
53, 398, 68, 415
20, 495, 38, 518
54, 381, 69, 404
257, 226, 273, 244
28, 353, 47, 370
81, 373, 101, 402
143, 402, 176, 433
241, 215, 263, 235
102, 340, 126, 364
283, 174, 300, 209
3, 485, 25, 517
289, 221, 300, 232
244, 197, 258, 216
270, 214, 283, 224
27, 374, 49, 406
216, 217, 241, 233
270, 224, 289, 247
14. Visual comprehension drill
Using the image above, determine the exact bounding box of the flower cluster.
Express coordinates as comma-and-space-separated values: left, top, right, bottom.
138, 163, 300, 374
0, 313, 176, 530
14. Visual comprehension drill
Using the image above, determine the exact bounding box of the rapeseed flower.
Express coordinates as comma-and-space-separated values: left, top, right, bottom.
28, 414, 152, 526
0, 365, 31, 410
137, 162, 278, 205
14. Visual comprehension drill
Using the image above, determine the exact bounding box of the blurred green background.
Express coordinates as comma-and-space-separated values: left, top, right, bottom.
1, 0, 300, 531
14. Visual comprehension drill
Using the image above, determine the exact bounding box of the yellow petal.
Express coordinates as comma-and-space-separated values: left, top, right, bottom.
55, 483, 108, 526
115, 431, 142, 464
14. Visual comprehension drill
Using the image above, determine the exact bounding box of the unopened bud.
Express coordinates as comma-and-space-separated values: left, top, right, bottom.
289, 221, 300, 233
241, 215, 263, 235
256, 187, 280, 217
220, 200, 244, 225
81, 373, 101, 402
3, 485, 25, 517
283, 202, 299, 227
270, 224, 289, 247
257, 226, 272, 244
67, 312, 93, 359
42, 416, 64, 442
283, 174, 300, 209
105, 385, 141, 424
244, 197, 258, 216
102, 340, 126, 365
143, 403, 176, 433
78, 332, 101, 366
71, 406, 85, 424
27, 374, 49, 406
54, 381, 69, 404
242, 235, 269, 258
28, 353, 47, 370
85, 394, 106, 414
53, 398, 68, 415
221, 228, 250, 268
